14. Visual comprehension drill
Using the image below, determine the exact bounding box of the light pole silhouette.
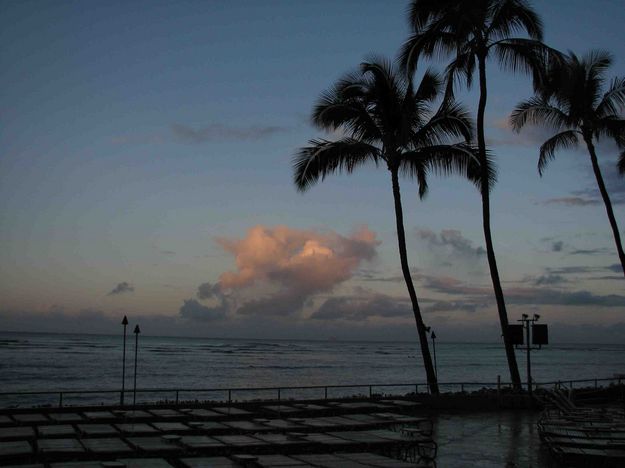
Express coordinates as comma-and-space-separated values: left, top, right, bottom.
120, 316, 128, 405
430, 331, 437, 378
133, 324, 141, 407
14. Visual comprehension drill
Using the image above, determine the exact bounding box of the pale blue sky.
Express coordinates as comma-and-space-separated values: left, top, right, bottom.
1, 0, 625, 342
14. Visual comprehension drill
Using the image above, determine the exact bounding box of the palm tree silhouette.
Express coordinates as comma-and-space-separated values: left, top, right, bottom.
399, 0, 557, 390
293, 58, 490, 394
512, 50, 625, 276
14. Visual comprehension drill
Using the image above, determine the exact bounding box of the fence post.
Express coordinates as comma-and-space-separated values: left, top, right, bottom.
278, 388, 281, 401
369, 386, 372, 399
175, 390, 179, 404
228, 389, 232, 404
59, 392, 63, 407
497, 375, 501, 398
461, 384, 464, 393
595, 379, 598, 389
415, 384, 418, 395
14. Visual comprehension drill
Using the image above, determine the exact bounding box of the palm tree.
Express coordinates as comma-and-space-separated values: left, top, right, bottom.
400, 0, 555, 390
293, 57, 490, 394
511, 50, 625, 276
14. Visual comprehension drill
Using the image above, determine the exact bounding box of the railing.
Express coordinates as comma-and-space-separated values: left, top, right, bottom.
0, 377, 622, 408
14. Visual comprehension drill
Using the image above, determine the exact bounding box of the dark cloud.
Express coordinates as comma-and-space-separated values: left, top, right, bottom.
551, 241, 564, 252
161, 250, 176, 256
418, 274, 490, 296
416, 229, 485, 258
107, 282, 134, 296
179, 299, 226, 321
424, 300, 486, 314
542, 197, 600, 207
237, 292, 307, 317
569, 248, 611, 255
310, 294, 411, 321
197, 282, 221, 300
607, 264, 622, 273
171, 123, 286, 143
542, 155, 625, 207
506, 288, 625, 307
533, 274, 567, 286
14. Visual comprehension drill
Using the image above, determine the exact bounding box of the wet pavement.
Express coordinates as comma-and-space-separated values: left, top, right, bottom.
434, 410, 552, 467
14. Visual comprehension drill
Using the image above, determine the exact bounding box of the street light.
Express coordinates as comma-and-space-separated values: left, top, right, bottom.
120, 316, 128, 405
431, 330, 437, 378
510, 315, 548, 399
133, 324, 141, 407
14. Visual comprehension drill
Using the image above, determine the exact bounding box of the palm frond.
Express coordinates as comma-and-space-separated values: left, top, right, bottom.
618, 149, 625, 176
488, 0, 543, 43
491, 38, 549, 87
400, 143, 492, 197
443, 49, 477, 100
538, 130, 579, 176
293, 139, 381, 192
407, 0, 452, 30
415, 100, 474, 145
596, 117, 625, 146
596, 77, 625, 118
510, 97, 570, 131
414, 69, 442, 103
399, 29, 459, 77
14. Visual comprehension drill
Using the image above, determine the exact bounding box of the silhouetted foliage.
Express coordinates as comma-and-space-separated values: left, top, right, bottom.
512, 50, 625, 276
293, 57, 488, 394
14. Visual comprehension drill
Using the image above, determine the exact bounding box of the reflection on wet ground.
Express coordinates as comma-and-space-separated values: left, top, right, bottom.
434, 410, 551, 467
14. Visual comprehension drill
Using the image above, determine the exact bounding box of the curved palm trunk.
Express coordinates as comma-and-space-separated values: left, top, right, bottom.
477, 56, 522, 390
583, 134, 625, 276
390, 168, 439, 394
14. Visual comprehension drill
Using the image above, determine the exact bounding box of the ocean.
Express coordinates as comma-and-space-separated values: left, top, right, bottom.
1, 332, 623, 407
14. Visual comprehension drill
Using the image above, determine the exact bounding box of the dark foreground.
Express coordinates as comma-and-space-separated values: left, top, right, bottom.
0, 395, 556, 468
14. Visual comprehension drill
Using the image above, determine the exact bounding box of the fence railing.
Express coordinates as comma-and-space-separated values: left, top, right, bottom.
0, 376, 622, 408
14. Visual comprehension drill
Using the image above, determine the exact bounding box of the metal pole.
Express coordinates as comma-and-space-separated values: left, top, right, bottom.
133, 324, 141, 407
431, 331, 437, 378
526, 318, 532, 399
121, 316, 128, 405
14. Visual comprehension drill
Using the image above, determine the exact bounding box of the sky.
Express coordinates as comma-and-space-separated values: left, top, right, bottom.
1, 0, 625, 343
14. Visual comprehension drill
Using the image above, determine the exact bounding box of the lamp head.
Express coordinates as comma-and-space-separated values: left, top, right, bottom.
121, 316, 128, 326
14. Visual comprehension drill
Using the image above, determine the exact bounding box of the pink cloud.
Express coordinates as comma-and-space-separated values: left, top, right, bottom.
195, 225, 379, 317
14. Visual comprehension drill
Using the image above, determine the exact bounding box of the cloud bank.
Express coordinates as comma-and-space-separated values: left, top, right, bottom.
179, 225, 380, 320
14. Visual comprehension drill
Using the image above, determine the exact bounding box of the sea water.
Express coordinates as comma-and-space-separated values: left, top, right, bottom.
1, 332, 623, 406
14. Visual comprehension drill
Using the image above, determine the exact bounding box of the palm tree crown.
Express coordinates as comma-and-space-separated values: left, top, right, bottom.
294, 58, 486, 194
400, 0, 548, 99
398, 0, 556, 391
511, 50, 625, 275
293, 57, 490, 394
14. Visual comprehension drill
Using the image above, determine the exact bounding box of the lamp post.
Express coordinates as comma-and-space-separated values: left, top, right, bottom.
133, 324, 141, 407
430, 331, 437, 378
120, 316, 128, 405
514, 314, 548, 399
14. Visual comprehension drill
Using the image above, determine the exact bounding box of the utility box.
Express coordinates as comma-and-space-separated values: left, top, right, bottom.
532, 324, 548, 345
507, 324, 524, 345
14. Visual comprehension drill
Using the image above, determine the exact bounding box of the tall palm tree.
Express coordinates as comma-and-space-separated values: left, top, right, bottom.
400, 0, 555, 390
293, 57, 490, 394
511, 50, 625, 276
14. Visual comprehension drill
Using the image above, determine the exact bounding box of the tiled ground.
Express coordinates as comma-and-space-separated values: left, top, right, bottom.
434, 410, 551, 467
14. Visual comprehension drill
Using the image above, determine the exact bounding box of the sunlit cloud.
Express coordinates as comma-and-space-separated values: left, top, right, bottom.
179, 225, 380, 320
